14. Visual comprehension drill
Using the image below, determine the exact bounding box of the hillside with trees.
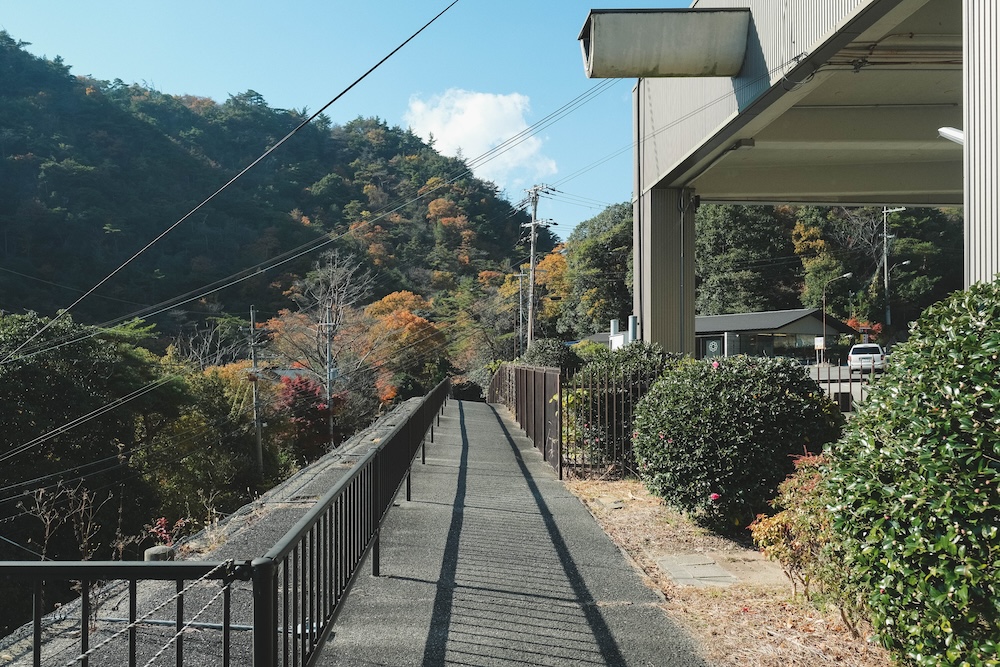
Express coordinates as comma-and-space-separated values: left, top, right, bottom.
0, 31, 553, 327
0, 30, 563, 632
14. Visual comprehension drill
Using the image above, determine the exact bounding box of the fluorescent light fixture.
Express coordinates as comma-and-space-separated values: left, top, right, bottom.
938, 126, 965, 145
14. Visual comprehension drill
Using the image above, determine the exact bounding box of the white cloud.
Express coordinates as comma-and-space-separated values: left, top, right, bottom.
404, 88, 557, 192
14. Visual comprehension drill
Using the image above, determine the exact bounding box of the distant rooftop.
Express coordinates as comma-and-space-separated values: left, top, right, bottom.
695, 308, 855, 334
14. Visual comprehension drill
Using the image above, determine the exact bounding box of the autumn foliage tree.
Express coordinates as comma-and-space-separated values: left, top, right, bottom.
364, 292, 448, 401
273, 375, 342, 463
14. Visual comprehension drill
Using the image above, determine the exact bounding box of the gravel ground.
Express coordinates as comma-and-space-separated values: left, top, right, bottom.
0, 404, 417, 667
564, 478, 893, 667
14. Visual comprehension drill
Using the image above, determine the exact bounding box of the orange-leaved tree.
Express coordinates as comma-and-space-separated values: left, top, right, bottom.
363, 292, 448, 401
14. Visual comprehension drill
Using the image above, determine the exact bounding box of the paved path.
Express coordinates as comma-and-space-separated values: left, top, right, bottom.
318, 400, 706, 667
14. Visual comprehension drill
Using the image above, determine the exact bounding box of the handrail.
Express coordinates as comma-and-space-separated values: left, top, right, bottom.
0, 378, 451, 667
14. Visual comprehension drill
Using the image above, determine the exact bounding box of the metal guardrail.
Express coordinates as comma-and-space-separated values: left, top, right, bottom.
488, 365, 561, 478
489, 360, 869, 481
813, 362, 879, 411
0, 378, 451, 667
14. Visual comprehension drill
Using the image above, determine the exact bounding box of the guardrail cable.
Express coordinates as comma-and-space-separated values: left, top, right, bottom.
139, 579, 233, 667
61, 560, 235, 667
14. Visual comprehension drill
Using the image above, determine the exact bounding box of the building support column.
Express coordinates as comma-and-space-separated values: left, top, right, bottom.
964, 0, 1000, 286
633, 187, 696, 354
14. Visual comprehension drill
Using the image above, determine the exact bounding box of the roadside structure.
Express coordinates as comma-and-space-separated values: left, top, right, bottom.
579, 0, 993, 353
695, 308, 855, 361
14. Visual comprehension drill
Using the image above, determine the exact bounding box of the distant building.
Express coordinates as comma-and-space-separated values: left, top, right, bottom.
695, 308, 855, 361
586, 308, 856, 363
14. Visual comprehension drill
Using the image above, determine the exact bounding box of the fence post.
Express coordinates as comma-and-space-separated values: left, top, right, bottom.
252, 557, 276, 667
372, 453, 381, 577
557, 371, 563, 480
33, 581, 42, 667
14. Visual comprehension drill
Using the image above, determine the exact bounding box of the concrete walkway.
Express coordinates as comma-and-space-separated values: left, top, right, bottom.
318, 400, 706, 667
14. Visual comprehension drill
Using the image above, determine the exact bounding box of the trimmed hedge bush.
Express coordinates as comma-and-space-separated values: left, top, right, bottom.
633, 356, 843, 530
573, 341, 681, 383
826, 279, 1000, 665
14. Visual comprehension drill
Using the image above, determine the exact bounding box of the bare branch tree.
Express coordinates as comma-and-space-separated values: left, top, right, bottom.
65, 483, 112, 561
172, 315, 249, 369
18, 485, 69, 561
831, 207, 884, 274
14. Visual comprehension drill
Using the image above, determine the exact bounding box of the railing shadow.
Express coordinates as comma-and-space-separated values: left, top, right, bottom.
419, 401, 628, 666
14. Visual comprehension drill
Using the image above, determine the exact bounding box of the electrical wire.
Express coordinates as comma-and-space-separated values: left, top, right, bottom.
0, 533, 46, 559
1, 78, 626, 365
0, 0, 463, 367
1, 46, 834, 482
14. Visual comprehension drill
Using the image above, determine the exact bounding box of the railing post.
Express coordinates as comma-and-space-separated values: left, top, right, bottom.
33, 580, 42, 667
252, 557, 276, 667
81, 580, 90, 667
176, 579, 184, 667
557, 371, 563, 480
129, 580, 137, 667
372, 453, 381, 578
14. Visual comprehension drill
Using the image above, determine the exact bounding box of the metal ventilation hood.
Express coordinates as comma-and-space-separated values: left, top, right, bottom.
579, 8, 751, 78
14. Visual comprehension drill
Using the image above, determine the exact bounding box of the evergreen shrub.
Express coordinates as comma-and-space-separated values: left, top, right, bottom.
633, 356, 843, 530
520, 338, 582, 372
826, 279, 1000, 665
562, 342, 680, 470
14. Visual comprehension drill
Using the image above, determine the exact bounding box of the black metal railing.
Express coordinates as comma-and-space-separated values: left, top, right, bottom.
488, 364, 561, 478
0, 378, 451, 667
2, 560, 247, 667
559, 365, 660, 478
488, 360, 861, 481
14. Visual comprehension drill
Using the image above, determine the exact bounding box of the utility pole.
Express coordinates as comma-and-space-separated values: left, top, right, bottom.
323, 302, 335, 447
249, 305, 263, 478
516, 272, 526, 356
522, 185, 552, 350
883, 206, 905, 326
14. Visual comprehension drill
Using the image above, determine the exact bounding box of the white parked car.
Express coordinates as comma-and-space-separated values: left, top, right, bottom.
848, 343, 886, 373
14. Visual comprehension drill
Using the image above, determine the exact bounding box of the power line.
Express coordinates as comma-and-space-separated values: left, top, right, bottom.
0, 0, 463, 367
2, 78, 624, 366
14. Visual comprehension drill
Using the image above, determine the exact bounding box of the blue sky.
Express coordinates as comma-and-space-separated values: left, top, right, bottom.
1, 0, 688, 240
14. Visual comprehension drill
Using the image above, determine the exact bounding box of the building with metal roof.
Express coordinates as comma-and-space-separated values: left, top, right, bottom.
695, 307, 855, 360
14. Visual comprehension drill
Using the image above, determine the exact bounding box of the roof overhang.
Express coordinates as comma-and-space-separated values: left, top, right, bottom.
586, 0, 964, 207
579, 9, 751, 78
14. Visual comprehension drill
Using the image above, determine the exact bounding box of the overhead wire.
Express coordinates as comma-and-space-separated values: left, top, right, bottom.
0, 74, 627, 366
8, 48, 823, 370
0, 337, 248, 469
1, 77, 619, 364
2, 41, 835, 494
0, 0, 463, 367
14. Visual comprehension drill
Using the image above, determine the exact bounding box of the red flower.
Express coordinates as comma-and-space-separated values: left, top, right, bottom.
709, 493, 722, 502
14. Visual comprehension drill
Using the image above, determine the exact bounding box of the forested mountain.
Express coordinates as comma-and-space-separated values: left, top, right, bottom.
690, 203, 963, 339
0, 30, 566, 634
0, 31, 551, 327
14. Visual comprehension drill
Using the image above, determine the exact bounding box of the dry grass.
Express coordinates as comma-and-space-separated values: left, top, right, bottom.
565, 478, 892, 667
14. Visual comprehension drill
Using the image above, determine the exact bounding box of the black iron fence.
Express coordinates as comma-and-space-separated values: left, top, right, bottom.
488, 363, 660, 479
487, 365, 561, 477
559, 365, 661, 478
0, 378, 451, 667
489, 361, 869, 481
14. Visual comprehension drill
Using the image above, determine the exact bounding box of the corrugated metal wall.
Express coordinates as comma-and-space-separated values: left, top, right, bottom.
637, 0, 870, 193
964, 0, 1000, 286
